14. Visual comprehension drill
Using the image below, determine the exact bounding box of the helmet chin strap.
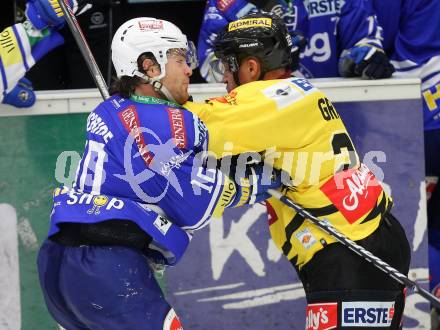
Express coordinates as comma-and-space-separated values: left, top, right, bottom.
134, 70, 178, 104
151, 80, 178, 104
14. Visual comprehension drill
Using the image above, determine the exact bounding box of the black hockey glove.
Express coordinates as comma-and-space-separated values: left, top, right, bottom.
339, 45, 395, 79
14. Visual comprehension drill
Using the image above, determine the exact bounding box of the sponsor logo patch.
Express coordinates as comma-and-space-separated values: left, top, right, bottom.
320, 164, 383, 224
138, 19, 163, 31
65, 190, 124, 211
295, 228, 317, 249
262, 81, 303, 110
118, 105, 154, 165
305, 0, 343, 18
341, 301, 395, 327
154, 215, 173, 235
306, 302, 338, 330
239, 42, 259, 48
166, 107, 187, 149
209, 90, 237, 105
228, 18, 272, 31
291, 77, 315, 92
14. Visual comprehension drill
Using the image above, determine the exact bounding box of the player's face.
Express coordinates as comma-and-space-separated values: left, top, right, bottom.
222, 57, 258, 92
222, 61, 238, 93
162, 53, 193, 104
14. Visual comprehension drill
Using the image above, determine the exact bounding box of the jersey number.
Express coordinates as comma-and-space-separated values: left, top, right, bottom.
77, 140, 107, 194
331, 132, 357, 171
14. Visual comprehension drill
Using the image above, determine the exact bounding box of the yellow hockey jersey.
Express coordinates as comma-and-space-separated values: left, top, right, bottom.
185, 77, 391, 269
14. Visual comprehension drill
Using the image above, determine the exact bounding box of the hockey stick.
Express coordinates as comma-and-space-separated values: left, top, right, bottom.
269, 189, 440, 309
58, 0, 110, 100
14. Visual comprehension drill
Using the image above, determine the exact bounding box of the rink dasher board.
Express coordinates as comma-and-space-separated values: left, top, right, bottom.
0, 77, 421, 117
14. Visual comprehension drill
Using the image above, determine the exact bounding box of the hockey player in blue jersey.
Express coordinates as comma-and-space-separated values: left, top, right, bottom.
198, 0, 394, 82
37, 17, 281, 330
0, 0, 87, 108
366, 0, 440, 326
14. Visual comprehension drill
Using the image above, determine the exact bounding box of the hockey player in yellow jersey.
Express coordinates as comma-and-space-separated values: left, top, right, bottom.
185, 12, 411, 329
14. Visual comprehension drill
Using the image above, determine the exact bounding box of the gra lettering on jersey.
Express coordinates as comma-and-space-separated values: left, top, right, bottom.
306, 302, 337, 330
118, 105, 154, 166
66, 190, 124, 211
305, 0, 343, 18
86, 112, 114, 143
228, 18, 272, 32
138, 19, 163, 31
318, 97, 339, 121
166, 107, 187, 149
341, 301, 394, 327
320, 164, 383, 224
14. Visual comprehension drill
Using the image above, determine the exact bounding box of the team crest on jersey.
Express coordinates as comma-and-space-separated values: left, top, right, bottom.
163, 308, 183, 330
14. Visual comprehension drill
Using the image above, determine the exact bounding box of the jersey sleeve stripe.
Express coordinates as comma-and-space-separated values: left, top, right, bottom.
182, 169, 224, 231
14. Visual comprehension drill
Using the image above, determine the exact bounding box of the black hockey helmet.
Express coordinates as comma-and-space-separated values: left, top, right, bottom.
214, 12, 293, 76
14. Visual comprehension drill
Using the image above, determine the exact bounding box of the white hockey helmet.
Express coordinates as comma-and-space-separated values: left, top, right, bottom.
111, 17, 197, 81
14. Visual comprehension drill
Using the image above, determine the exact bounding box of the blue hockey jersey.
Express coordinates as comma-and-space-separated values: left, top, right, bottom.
0, 22, 63, 101
49, 95, 238, 265
369, 0, 440, 131
198, 0, 384, 81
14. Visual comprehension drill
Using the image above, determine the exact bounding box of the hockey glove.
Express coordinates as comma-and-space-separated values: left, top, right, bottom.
2, 78, 36, 108
339, 45, 394, 79
290, 30, 307, 72
228, 163, 282, 208
25, 0, 91, 30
